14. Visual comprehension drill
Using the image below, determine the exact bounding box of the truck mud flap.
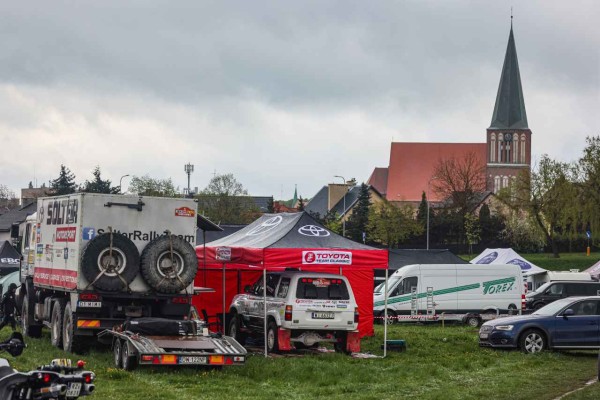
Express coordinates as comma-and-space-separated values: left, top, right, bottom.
347, 331, 360, 353
277, 328, 292, 351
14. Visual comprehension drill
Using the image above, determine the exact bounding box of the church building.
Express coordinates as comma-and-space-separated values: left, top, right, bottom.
368, 24, 531, 203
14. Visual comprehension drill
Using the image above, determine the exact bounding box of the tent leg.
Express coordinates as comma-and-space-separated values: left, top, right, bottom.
264, 268, 268, 358
222, 263, 226, 335
383, 268, 388, 358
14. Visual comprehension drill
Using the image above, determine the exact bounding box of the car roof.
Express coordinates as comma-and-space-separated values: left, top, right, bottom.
546, 281, 599, 284
273, 271, 347, 279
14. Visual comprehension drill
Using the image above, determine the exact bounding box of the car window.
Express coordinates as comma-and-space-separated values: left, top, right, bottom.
547, 284, 564, 295
566, 300, 599, 316
392, 277, 418, 297
585, 285, 600, 296
296, 277, 350, 300
276, 277, 291, 298
251, 274, 280, 296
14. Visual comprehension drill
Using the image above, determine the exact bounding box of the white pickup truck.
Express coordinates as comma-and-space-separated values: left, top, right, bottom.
228, 271, 361, 354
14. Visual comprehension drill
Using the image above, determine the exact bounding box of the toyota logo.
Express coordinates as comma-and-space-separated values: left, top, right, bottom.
304, 252, 316, 263
298, 225, 330, 237
246, 216, 283, 236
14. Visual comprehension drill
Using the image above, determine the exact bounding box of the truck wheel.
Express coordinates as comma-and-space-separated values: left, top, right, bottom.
334, 332, 349, 354
140, 235, 197, 294
121, 341, 138, 371
113, 339, 123, 368
228, 312, 246, 345
50, 299, 67, 348
266, 320, 279, 353
82, 233, 140, 292
21, 296, 42, 338
62, 302, 90, 354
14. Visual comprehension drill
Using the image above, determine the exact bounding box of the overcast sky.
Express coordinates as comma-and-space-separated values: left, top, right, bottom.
0, 1, 598, 200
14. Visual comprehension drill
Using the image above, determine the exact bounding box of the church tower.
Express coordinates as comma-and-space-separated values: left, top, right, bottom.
486, 23, 531, 193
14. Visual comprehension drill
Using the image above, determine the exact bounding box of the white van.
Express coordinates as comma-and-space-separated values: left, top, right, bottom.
527, 270, 592, 291
374, 264, 524, 325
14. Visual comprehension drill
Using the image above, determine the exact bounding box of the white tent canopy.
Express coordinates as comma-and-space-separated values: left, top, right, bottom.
584, 260, 600, 280
470, 248, 547, 277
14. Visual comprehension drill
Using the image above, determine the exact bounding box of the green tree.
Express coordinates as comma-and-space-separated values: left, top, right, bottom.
298, 196, 305, 211
323, 211, 343, 235
128, 175, 178, 197
197, 173, 258, 224
51, 164, 77, 195
579, 136, 600, 247
464, 212, 481, 255
367, 200, 422, 248
346, 183, 371, 243
80, 166, 119, 194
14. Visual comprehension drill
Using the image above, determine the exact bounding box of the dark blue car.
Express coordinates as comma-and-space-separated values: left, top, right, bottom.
479, 296, 600, 353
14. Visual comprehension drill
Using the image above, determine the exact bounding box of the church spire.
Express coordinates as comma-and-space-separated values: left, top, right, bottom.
489, 24, 528, 129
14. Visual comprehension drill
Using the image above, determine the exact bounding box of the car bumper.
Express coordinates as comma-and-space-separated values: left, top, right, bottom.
478, 330, 519, 348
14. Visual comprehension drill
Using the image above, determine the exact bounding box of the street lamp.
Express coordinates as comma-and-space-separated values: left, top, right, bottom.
426, 176, 438, 250
334, 175, 346, 237
184, 163, 194, 197
119, 174, 130, 194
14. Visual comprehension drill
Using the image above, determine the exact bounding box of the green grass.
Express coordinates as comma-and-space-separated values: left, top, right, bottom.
2, 324, 598, 400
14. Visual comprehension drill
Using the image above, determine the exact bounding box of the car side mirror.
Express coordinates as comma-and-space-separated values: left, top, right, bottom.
563, 309, 574, 318
244, 285, 252, 294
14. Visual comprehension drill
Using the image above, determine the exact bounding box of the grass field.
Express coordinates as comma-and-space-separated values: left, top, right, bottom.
2, 253, 600, 400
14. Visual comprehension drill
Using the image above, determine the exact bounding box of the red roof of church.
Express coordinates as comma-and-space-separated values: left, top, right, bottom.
367, 167, 388, 196
385, 142, 487, 202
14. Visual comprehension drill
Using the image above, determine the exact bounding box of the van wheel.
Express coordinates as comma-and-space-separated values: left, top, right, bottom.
266, 320, 279, 353
50, 299, 67, 348
140, 235, 197, 294
533, 302, 545, 311
384, 310, 397, 325
508, 304, 518, 315
81, 233, 139, 292
21, 296, 42, 338
520, 329, 546, 354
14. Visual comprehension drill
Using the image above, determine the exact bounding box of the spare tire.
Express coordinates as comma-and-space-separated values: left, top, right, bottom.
140, 235, 197, 294
81, 233, 140, 292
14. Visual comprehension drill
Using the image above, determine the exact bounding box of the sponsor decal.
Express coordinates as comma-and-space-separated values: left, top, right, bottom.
337, 304, 348, 309
312, 278, 331, 287
33, 267, 77, 290
45, 198, 78, 225
45, 244, 53, 262
216, 247, 232, 261
482, 277, 516, 295
175, 207, 196, 217
55, 248, 63, 259
95, 228, 195, 244
64, 248, 69, 260
82, 227, 96, 241
38, 206, 45, 222
506, 258, 532, 270
246, 216, 283, 236
55, 227, 77, 242
298, 225, 330, 237
36, 244, 43, 255
302, 251, 352, 265
476, 251, 498, 264
0, 257, 19, 265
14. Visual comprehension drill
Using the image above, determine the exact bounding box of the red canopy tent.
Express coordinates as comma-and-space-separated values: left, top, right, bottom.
194, 212, 388, 337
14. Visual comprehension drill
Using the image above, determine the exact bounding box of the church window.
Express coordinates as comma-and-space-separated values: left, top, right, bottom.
521, 134, 526, 163
494, 176, 501, 193
490, 133, 496, 162
501, 133, 512, 163
497, 133, 503, 162
502, 175, 509, 188
513, 135, 519, 163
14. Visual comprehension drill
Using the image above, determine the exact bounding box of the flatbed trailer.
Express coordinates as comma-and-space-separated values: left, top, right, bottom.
98, 321, 247, 371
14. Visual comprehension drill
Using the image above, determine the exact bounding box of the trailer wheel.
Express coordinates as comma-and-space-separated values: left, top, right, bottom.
62, 302, 91, 354
140, 235, 197, 294
465, 316, 481, 328
82, 233, 140, 292
50, 299, 67, 348
121, 341, 138, 371
113, 339, 123, 368
21, 295, 42, 338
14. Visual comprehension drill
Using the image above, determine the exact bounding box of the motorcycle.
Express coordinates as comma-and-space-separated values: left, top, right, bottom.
0, 332, 95, 399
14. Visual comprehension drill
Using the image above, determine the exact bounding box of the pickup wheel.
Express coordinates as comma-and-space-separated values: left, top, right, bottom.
50, 299, 67, 348
266, 320, 279, 353
62, 302, 91, 354
121, 341, 138, 371
228, 312, 246, 345
21, 295, 42, 338
82, 233, 139, 292
140, 235, 197, 294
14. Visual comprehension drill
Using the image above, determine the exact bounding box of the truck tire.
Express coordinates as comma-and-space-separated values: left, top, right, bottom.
62, 302, 91, 354
81, 233, 140, 292
21, 295, 42, 338
140, 235, 197, 294
50, 299, 67, 348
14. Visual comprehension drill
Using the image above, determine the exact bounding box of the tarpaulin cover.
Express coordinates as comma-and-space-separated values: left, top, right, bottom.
194, 212, 388, 337
470, 248, 546, 276
0, 241, 20, 275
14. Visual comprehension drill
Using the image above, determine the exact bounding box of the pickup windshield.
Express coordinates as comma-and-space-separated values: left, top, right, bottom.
295, 277, 350, 300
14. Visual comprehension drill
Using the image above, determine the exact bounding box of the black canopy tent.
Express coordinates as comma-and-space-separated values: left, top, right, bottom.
0, 240, 20, 276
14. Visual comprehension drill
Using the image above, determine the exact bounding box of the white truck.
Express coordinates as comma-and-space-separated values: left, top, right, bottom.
373, 264, 525, 326
15, 193, 201, 353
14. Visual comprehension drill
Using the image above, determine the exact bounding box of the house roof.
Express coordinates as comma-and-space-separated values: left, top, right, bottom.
304, 186, 329, 218
489, 26, 528, 130
367, 167, 388, 196
330, 185, 361, 216
386, 142, 487, 203
0, 202, 36, 232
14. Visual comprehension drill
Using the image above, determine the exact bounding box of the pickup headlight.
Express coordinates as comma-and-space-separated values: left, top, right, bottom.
494, 325, 514, 331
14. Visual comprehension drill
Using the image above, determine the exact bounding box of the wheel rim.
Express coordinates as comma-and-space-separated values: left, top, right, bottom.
97, 248, 127, 276
64, 313, 72, 349
52, 311, 59, 342
525, 333, 544, 353
114, 342, 121, 366
122, 343, 129, 368
385, 312, 396, 325
267, 328, 275, 351
229, 320, 237, 338
468, 318, 478, 327
156, 251, 185, 278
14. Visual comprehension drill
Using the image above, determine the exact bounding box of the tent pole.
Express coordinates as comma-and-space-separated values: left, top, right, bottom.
203, 231, 207, 285
384, 268, 388, 358
263, 267, 268, 358
222, 263, 226, 335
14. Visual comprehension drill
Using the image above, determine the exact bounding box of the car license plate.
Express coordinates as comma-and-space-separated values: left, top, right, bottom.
479, 333, 489, 339
311, 312, 334, 319
66, 382, 82, 397
78, 301, 102, 308
179, 356, 207, 364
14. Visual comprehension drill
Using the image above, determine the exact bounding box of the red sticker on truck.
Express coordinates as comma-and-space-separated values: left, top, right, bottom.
55, 227, 77, 242
34, 267, 77, 290
175, 207, 196, 217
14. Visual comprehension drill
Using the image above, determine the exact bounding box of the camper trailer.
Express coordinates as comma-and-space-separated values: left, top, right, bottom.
527, 270, 592, 291
374, 264, 524, 326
